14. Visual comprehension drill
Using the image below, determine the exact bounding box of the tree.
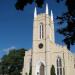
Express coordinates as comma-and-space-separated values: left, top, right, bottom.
29, 66, 32, 75
29, 63, 32, 75
50, 65, 56, 75
56, 0, 75, 50
15, 0, 44, 10
0, 48, 26, 75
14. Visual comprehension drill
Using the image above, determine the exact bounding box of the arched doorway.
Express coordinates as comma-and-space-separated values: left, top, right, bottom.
36, 61, 45, 75
40, 63, 45, 75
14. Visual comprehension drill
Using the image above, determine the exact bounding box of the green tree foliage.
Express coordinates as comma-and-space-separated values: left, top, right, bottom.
15, 0, 44, 10
29, 61, 32, 75
50, 65, 56, 75
29, 66, 32, 75
0, 48, 26, 75
56, 0, 75, 50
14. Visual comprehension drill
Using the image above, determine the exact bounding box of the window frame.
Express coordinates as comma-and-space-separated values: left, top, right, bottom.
40, 22, 43, 39
57, 57, 62, 75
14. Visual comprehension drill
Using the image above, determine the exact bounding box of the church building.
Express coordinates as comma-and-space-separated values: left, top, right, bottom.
22, 4, 75, 75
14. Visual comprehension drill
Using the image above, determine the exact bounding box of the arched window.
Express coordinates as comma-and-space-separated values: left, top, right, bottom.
40, 22, 43, 39
57, 57, 62, 75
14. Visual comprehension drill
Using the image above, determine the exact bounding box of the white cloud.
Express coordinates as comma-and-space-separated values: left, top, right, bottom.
0, 46, 16, 55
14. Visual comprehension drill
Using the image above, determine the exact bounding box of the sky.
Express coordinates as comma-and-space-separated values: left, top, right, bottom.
0, 0, 75, 57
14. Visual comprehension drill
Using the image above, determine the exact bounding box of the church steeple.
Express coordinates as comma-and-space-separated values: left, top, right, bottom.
46, 3, 49, 15
34, 7, 37, 18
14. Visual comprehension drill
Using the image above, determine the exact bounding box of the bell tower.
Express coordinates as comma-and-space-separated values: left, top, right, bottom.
33, 4, 55, 52
32, 3, 55, 75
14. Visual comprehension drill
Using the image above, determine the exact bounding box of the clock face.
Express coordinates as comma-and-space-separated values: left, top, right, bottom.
39, 43, 43, 49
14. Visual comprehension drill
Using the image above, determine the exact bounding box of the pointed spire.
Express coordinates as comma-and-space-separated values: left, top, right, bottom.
46, 3, 49, 15
34, 7, 37, 18
51, 10, 53, 21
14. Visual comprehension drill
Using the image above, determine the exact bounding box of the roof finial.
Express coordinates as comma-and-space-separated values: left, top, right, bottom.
46, 3, 48, 14
34, 7, 37, 18
51, 10, 53, 21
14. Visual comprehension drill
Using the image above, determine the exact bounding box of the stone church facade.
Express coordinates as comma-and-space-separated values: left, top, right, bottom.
22, 4, 75, 75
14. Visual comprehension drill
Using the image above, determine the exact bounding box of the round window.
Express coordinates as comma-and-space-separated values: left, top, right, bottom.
39, 43, 43, 49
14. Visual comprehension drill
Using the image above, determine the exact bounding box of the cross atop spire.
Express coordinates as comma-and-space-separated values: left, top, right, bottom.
46, 3, 49, 15
34, 7, 37, 18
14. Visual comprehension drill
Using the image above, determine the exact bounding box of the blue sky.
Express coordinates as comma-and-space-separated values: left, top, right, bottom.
0, 0, 75, 57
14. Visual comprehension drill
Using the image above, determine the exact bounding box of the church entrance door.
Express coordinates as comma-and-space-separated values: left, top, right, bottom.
40, 63, 45, 75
